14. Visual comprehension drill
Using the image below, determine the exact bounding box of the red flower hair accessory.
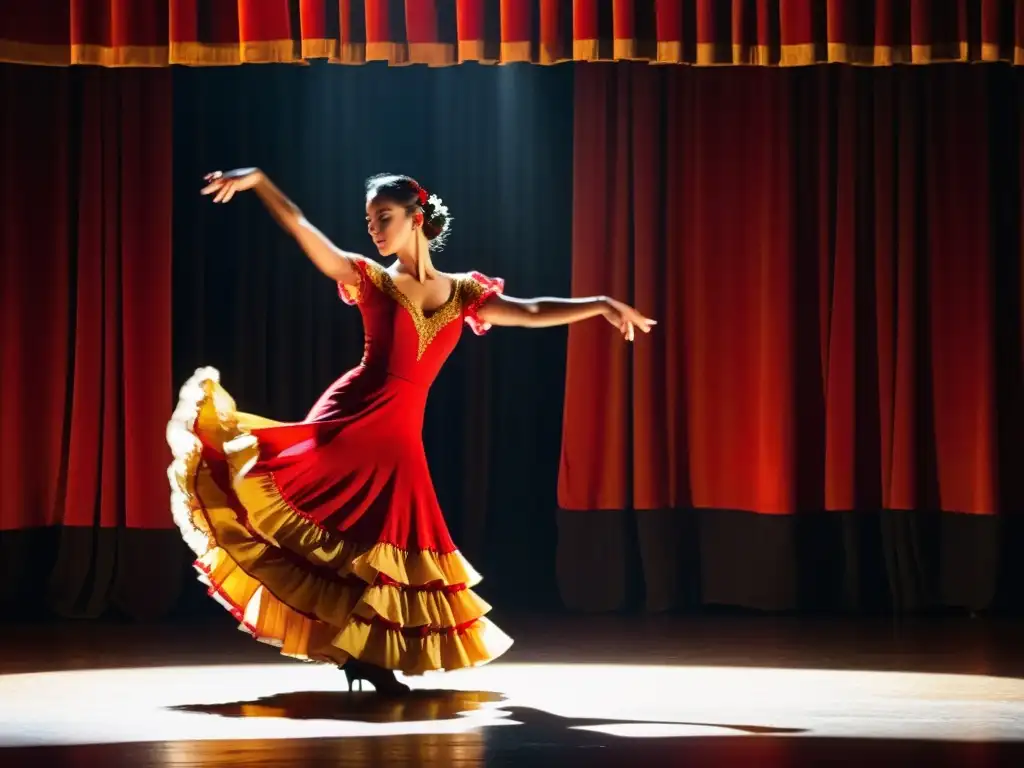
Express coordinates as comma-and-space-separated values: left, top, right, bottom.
410, 181, 429, 206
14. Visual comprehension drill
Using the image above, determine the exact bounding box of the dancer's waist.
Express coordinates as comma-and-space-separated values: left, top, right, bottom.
353, 362, 432, 390
385, 370, 430, 388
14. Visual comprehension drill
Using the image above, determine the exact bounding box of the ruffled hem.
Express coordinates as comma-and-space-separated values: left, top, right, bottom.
337, 257, 369, 306
462, 271, 505, 336
167, 366, 513, 674
194, 546, 512, 674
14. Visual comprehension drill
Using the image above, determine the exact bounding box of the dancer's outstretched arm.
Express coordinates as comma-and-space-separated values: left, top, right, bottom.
477, 294, 655, 341
200, 168, 361, 285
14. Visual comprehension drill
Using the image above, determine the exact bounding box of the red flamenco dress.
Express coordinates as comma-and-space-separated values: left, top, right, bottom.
166, 258, 512, 674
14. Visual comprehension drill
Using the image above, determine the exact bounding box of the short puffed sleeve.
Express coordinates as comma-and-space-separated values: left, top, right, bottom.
337, 258, 370, 306
461, 271, 505, 336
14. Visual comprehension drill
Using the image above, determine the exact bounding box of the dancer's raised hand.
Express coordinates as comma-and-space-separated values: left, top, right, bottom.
200, 168, 263, 203
603, 297, 656, 342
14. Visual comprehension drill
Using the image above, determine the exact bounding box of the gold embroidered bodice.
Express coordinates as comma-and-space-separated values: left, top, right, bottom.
340, 258, 493, 388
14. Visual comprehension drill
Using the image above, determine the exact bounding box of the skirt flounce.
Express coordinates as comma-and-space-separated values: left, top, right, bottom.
167, 366, 512, 674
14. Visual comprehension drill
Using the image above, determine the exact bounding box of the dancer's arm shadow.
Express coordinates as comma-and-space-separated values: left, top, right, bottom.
496, 706, 806, 737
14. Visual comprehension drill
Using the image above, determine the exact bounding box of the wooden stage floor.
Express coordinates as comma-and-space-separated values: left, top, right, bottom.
1, 613, 1023, 766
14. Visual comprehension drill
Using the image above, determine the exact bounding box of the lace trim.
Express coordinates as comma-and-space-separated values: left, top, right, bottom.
336, 258, 366, 305
462, 271, 505, 336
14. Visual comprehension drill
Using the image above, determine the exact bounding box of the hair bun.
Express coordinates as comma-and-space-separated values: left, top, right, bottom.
421, 193, 452, 248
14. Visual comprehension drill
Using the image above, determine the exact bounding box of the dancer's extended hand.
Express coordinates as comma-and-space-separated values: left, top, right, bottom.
201, 168, 263, 203
603, 298, 656, 342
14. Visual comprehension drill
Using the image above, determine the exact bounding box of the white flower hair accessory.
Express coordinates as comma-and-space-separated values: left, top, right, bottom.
426, 193, 448, 220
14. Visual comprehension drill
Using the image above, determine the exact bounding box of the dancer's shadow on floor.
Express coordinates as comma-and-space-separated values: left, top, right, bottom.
173, 689, 506, 724
171, 690, 806, 738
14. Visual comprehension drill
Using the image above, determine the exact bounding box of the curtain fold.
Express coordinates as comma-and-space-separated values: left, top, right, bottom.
0, 64, 179, 619
2, 1, 1023, 67
558, 62, 1024, 615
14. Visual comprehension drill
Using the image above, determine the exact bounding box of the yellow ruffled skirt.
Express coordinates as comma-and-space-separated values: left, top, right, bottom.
166, 367, 513, 674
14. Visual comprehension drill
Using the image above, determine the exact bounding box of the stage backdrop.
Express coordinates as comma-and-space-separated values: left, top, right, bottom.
170, 61, 574, 614
0, 64, 177, 618
559, 61, 1024, 616
2, 0, 1022, 67
4, 3, 1024, 623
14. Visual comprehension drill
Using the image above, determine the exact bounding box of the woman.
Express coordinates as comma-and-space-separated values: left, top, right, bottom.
168, 168, 654, 694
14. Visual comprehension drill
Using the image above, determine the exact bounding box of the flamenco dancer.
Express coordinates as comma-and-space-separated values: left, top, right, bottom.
168, 168, 655, 694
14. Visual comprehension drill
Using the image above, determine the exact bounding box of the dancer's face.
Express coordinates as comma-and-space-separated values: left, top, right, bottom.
366, 197, 420, 256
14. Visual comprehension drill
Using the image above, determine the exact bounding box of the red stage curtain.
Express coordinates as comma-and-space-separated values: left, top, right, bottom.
1, 0, 1023, 67
558, 62, 1024, 615
0, 64, 180, 618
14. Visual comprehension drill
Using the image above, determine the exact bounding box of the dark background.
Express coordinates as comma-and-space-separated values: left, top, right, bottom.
171, 62, 574, 614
